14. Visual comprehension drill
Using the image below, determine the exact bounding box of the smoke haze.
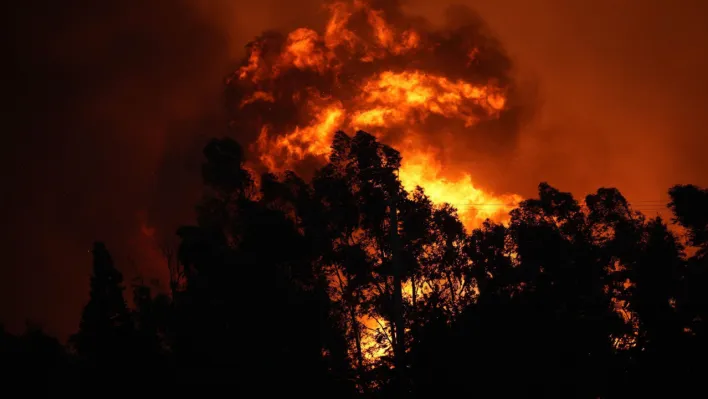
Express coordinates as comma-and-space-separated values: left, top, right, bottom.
3, 0, 708, 339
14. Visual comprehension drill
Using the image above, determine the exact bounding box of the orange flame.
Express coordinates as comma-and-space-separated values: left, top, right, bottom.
229, 0, 524, 365
233, 0, 522, 228
399, 147, 522, 227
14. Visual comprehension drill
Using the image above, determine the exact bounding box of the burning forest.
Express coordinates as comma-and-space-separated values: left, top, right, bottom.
226, 0, 522, 229
220, 0, 526, 368
4, 0, 708, 397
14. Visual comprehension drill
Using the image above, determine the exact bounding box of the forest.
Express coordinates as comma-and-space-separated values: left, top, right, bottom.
2, 130, 708, 398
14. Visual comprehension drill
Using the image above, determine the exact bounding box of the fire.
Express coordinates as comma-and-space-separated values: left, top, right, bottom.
227, 0, 524, 365
256, 101, 345, 171
352, 70, 506, 129
399, 147, 522, 227
229, 0, 520, 229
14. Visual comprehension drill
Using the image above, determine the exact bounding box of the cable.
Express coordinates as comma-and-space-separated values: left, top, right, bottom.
433, 200, 673, 207
423, 200, 677, 215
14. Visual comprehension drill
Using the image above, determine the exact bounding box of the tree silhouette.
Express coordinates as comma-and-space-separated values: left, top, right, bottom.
170, 136, 355, 395
667, 184, 708, 393
669, 184, 708, 252
7, 132, 708, 398
70, 242, 133, 366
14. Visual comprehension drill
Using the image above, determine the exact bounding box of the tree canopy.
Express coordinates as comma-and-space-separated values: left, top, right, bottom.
4, 131, 708, 398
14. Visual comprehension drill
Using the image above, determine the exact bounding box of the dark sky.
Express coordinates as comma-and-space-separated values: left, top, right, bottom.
3, 0, 708, 340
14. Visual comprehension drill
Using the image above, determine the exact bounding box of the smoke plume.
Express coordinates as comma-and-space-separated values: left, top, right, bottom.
3, 0, 708, 341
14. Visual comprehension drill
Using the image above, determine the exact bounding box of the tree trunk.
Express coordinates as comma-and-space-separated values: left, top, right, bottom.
334, 269, 366, 381
447, 273, 457, 312
390, 193, 406, 396
350, 305, 365, 374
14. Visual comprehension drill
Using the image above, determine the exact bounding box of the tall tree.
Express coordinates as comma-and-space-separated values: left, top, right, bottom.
70, 242, 133, 366
669, 184, 708, 254
667, 184, 708, 391
174, 136, 355, 395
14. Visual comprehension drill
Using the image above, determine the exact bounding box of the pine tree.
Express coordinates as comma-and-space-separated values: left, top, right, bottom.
70, 242, 132, 366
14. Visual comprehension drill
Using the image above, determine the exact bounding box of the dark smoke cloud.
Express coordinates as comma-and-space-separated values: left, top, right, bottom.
3, 0, 708, 340
3, 0, 526, 339
227, 0, 529, 183
405, 0, 708, 198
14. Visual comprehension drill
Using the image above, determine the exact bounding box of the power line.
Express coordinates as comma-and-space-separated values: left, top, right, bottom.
426, 201, 675, 214
433, 200, 673, 207
435, 204, 672, 208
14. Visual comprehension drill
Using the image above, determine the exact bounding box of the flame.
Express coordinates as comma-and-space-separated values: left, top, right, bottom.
399, 147, 522, 227
231, 0, 520, 229
256, 101, 346, 170
230, 0, 522, 364
351, 70, 505, 129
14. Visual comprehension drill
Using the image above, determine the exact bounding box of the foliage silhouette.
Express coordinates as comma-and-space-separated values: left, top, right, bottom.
3, 131, 708, 398
70, 242, 134, 366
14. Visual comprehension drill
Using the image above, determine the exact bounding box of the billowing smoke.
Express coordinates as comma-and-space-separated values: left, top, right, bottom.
223, 0, 527, 230
226, 0, 529, 177
4, 0, 708, 341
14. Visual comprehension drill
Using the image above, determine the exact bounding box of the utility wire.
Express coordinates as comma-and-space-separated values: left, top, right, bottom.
440, 200, 671, 205
428, 200, 675, 214
436, 200, 672, 207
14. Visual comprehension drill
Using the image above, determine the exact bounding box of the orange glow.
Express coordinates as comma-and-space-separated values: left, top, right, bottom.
399, 147, 521, 227
352, 71, 505, 129
230, 0, 523, 364
234, 0, 520, 230
256, 102, 346, 171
